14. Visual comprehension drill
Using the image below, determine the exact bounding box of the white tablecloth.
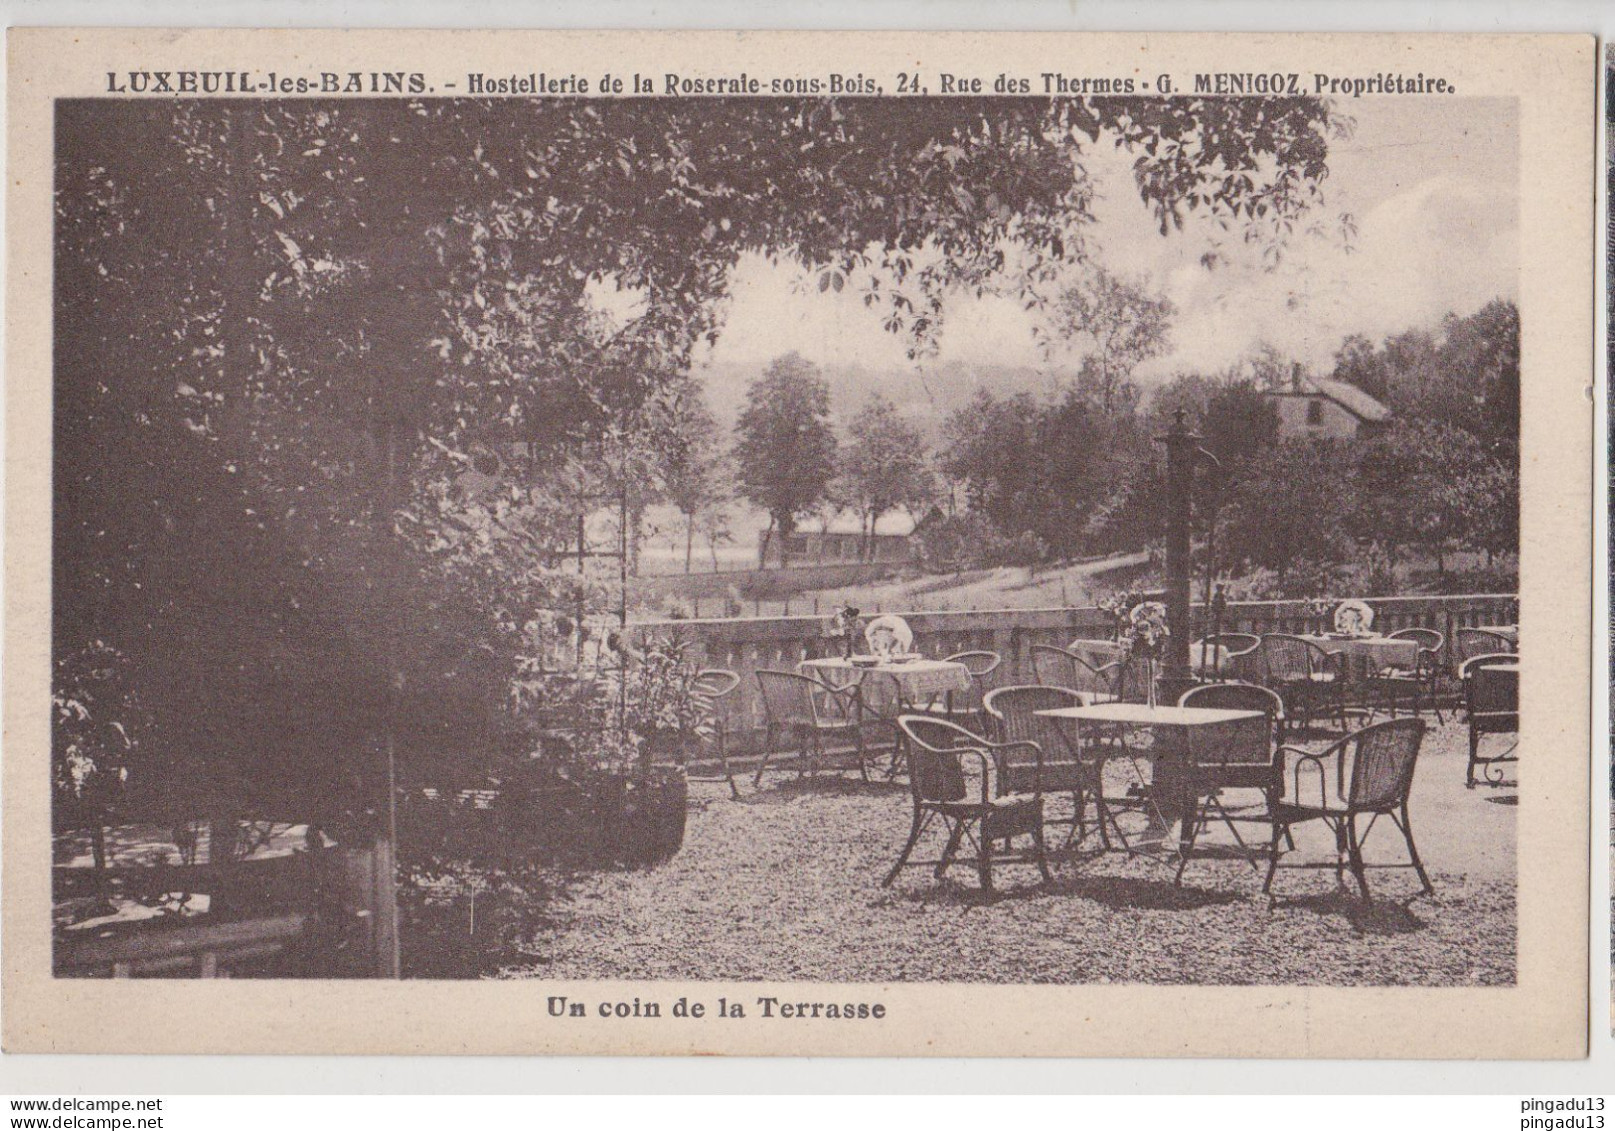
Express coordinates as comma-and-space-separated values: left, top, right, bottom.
1296, 634, 1419, 677
799, 657, 973, 702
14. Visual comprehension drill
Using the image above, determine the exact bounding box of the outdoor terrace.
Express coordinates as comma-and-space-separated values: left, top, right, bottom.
515, 716, 1515, 987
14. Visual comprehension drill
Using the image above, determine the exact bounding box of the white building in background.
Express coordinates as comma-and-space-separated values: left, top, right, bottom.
1264, 370, 1391, 441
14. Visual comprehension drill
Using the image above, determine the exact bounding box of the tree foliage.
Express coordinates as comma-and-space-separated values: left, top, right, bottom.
55, 93, 1345, 817
733, 352, 839, 565
838, 394, 937, 553
653, 377, 731, 573
1330, 300, 1519, 457
1223, 439, 1355, 585
1046, 267, 1174, 413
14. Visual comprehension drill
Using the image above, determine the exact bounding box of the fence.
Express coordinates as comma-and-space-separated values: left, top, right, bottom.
629, 593, 1516, 755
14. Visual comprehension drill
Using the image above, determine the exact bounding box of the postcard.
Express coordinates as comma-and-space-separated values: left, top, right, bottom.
4, 28, 1593, 1056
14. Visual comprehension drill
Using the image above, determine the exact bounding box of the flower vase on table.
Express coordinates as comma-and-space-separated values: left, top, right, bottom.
1122, 601, 1169, 708
1306, 598, 1333, 637
824, 605, 861, 661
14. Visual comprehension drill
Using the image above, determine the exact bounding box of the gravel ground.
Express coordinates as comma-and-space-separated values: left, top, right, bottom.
507, 720, 1515, 986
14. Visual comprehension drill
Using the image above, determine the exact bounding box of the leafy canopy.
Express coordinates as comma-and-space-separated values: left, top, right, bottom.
733, 352, 839, 543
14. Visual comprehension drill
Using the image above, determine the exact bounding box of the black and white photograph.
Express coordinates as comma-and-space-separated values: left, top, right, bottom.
6, 27, 1591, 1059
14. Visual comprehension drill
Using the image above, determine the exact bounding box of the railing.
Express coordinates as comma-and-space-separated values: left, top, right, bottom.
629, 593, 1516, 754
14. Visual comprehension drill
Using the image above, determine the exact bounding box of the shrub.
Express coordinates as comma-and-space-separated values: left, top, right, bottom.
914, 513, 1048, 572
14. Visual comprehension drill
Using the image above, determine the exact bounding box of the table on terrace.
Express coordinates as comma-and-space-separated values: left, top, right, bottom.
1035, 703, 1271, 867
1295, 633, 1420, 683
798, 655, 973, 707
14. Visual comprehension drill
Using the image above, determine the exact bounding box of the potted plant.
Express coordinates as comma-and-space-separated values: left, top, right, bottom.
612, 640, 715, 770
577, 637, 716, 864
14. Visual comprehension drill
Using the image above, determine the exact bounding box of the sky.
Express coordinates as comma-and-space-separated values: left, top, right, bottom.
684, 98, 1518, 387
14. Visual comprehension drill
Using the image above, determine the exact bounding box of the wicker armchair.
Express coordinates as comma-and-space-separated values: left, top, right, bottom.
1455, 627, 1516, 667
1461, 654, 1518, 788
885, 715, 1053, 891
918, 649, 1002, 733
1172, 683, 1285, 885
1031, 644, 1121, 704
753, 669, 867, 785
1258, 633, 1348, 732
689, 669, 743, 799
1263, 718, 1433, 901
983, 684, 1106, 849
1370, 628, 1446, 723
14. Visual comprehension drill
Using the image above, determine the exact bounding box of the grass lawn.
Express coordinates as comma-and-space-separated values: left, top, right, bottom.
507, 718, 1515, 986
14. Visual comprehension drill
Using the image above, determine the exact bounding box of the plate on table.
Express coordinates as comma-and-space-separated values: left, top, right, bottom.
849, 655, 880, 667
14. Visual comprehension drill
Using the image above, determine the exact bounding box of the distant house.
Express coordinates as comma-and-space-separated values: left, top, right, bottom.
1265, 369, 1391, 440
758, 511, 918, 569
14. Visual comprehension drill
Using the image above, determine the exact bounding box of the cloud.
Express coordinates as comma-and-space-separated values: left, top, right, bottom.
700, 103, 1518, 383
1138, 174, 1516, 379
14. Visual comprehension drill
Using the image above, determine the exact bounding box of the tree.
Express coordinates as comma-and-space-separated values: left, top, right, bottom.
1145, 372, 1279, 471
1223, 439, 1354, 587
1201, 379, 1282, 472
1462, 458, 1520, 565
1047, 268, 1174, 413
1395, 421, 1489, 575
697, 503, 737, 572
839, 394, 936, 557
734, 353, 838, 567
1244, 342, 1297, 391
649, 378, 728, 573
1331, 333, 1391, 402
941, 386, 1132, 558
1139, 375, 1280, 578
1436, 299, 1520, 456
1351, 418, 1492, 576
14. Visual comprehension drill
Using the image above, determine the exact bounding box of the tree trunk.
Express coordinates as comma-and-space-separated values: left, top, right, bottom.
759, 515, 775, 569
684, 512, 695, 574
626, 502, 646, 577
777, 515, 793, 570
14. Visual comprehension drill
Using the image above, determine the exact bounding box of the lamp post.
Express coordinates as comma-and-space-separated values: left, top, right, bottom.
1156, 408, 1199, 703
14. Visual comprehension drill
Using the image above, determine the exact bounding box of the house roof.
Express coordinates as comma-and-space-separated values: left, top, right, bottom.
1267, 376, 1390, 423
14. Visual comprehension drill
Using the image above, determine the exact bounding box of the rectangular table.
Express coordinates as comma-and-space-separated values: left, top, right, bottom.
1038, 703, 1267, 728
1296, 634, 1419, 681
1034, 704, 1271, 866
